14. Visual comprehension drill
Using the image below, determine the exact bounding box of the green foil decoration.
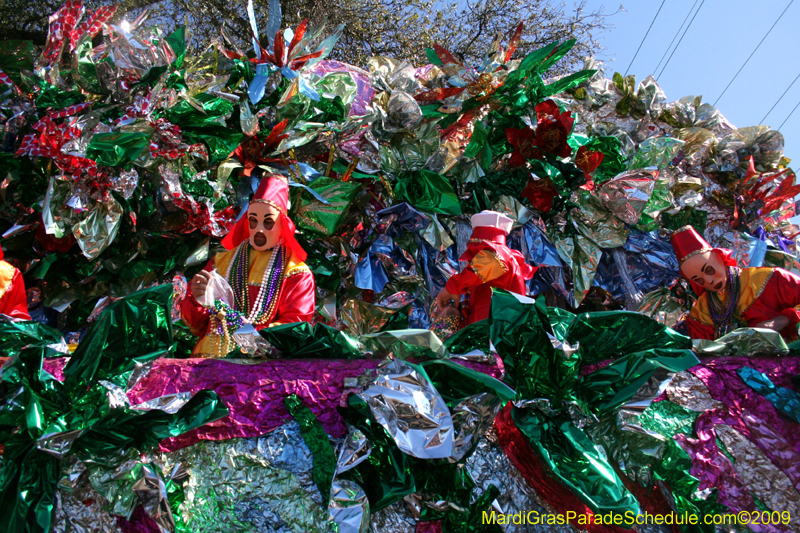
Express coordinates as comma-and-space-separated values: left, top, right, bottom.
486, 289, 699, 517
0, 320, 65, 356
291, 176, 361, 236
258, 321, 362, 359
85, 132, 150, 167
284, 394, 337, 506
0, 285, 229, 533
394, 170, 462, 216
339, 358, 513, 521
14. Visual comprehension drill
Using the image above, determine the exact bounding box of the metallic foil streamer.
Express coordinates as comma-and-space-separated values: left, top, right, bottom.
715, 424, 800, 531
571, 189, 629, 249
357, 358, 454, 459
329, 480, 370, 533
292, 177, 361, 236
737, 366, 800, 423
340, 299, 407, 336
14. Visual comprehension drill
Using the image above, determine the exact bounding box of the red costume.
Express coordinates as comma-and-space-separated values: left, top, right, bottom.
181, 176, 315, 357
0, 246, 30, 320
671, 225, 800, 341
444, 211, 536, 324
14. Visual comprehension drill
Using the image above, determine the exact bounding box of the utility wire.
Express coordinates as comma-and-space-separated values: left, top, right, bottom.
714, 0, 795, 106
625, 0, 666, 76
779, 99, 800, 130
652, 0, 698, 77
657, 0, 705, 80
761, 70, 800, 124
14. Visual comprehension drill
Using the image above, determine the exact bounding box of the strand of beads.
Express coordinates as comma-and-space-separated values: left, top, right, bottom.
212, 301, 246, 357
253, 246, 286, 325
708, 267, 742, 337
245, 240, 282, 323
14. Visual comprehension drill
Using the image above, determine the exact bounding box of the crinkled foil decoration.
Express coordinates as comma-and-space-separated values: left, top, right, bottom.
665, 371, 724, 413
359, 329, 447, 360
635, 288, 685, 328
552, 231, 601, 306
367, 500, 417, 533
131, 391, 194, 414
340, 299, 406, 337
451, 393, 502, 462
53, 458, 122, 533
155, 422, 330, 532
357, 358, 454, 459
336, 427, 372, 474
598, 168, 657, 225
466, 438, 575, 533
328, 480, 370, 533
715, 425, 800, 530
628, 137, 683, 170
693, 327, 789, 357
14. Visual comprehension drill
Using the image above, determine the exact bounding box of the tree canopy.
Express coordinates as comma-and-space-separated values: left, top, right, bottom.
0, 0, 618, 72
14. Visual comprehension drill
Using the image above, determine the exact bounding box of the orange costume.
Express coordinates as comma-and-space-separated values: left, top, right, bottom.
672, 225, 800, 341
444, 211, 536, 324
0, 246, 30, 320
181, 176, 315, 357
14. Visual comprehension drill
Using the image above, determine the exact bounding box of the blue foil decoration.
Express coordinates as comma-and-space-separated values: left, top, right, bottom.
377, 203, 431, 238
738, 366, 800, 423
594, 229, 680, 303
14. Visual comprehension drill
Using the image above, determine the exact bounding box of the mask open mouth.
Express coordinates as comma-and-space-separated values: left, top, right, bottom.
714, 280, 724, 291
253, 233, 267, 247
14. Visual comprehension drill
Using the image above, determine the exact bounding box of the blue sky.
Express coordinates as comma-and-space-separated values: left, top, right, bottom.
584, 0, 800, 164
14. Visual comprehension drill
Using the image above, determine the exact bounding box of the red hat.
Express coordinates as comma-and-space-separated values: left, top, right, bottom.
221, 174, 307, 262
670, 225, 737, 295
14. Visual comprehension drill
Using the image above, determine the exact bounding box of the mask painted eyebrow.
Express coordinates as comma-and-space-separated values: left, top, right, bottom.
691, 262, 708, 281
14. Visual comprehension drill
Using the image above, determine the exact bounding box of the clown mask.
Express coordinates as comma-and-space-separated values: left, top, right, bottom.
681, 250, 728, 293
248, 202, 283, 251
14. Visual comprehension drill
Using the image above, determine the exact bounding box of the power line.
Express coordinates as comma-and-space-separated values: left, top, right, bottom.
779, 99, 800, 130
761, 70, 800, 124
714, 0, 795, 106
652, 0, 698, 77
657, 0, 706, 81
625, 0, 666, 76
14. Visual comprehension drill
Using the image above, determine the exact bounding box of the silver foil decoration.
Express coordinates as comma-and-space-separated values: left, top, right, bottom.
336, 427, 372, 474
450, 392, 502, 462
358, 358, 454, 459
36, 429, 85, 459
598, 168, 657, 225
359, 329, 447, 360
53, 458, 122, 533
130, 391, 194, 414
328, 480, 370, 533
368, 501, 417, 533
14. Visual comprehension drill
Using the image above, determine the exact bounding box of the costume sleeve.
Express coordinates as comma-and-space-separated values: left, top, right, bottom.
271, 270, 315, 325
445, 250, 507, 294
685, 315, 715, 340
180, 259, 214, 336
0, 269, 31, 320
764, 268, 800, 334
445, 268, 484, 295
